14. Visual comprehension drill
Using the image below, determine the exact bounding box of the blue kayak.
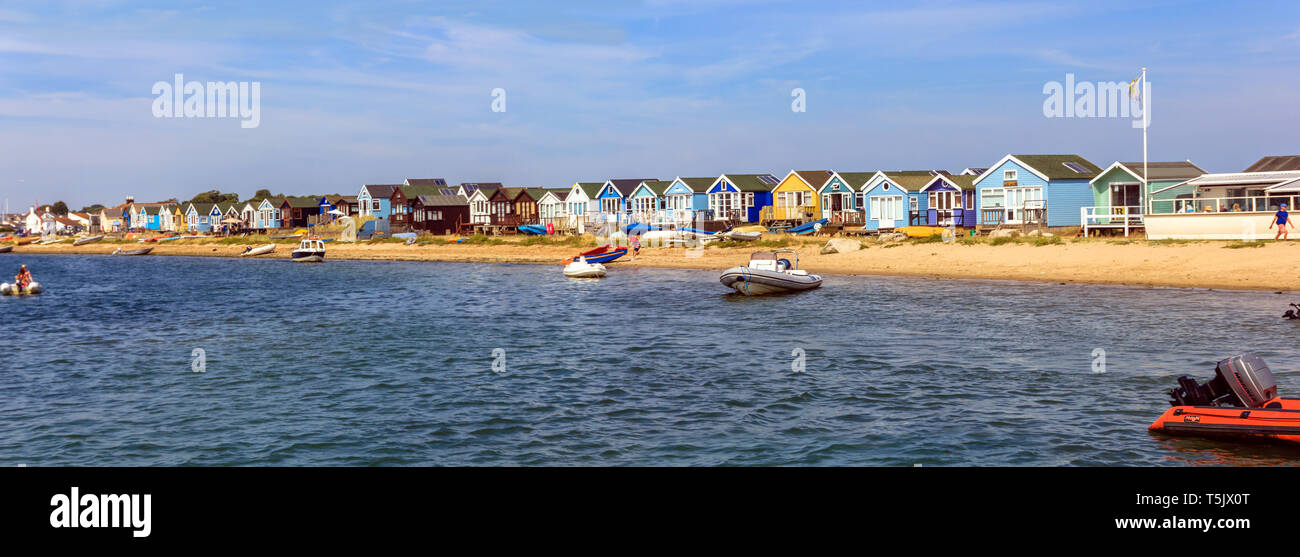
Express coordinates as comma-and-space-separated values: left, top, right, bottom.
518, 224, 548, 235
786, 219, 828, 235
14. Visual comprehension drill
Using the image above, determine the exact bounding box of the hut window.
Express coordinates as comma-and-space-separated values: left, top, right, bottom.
372, 200, 381, 211
744, 193, 754, 207
1004, 169, 1017, 181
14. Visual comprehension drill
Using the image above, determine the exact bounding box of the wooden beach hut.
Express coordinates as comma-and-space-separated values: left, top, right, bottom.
412, 194, 469, 235
627, 180, 671, 223
819, 171, 873, 223
661, 177, 713, 224
972, 154, 1101, 231
919, 174, 977, 227
766, 170, 831, 225
860, 171, 936, 230
706, 173, 779, 223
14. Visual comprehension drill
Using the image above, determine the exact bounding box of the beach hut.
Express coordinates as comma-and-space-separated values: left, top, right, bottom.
706, 174, 779, 223
278, 197, 320, 229
860, 171, 936, 230
661, 177, 713, 224
818, 172, 873, 223
486, 187, 522, 226
1087, 161, 1206, 218
595, 179, 653, 221
766, 170, 831, 225
564, 182, 604, 227
511, 188, 549, 225
919, 174, 978, 227
538, 190, 569, 229
358, 185, 399, 220
412, 194, 469, 235
972, 154, 1102, 229
467, 187, 497, 224
627, 180, 672, 223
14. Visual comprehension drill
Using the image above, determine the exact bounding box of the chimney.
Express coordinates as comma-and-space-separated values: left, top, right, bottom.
126, 196, 135, 204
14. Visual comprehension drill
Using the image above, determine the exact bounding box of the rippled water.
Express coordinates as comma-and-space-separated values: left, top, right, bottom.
3, 253, 1300, 466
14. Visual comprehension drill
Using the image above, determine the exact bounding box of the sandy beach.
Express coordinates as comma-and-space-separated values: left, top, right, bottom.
10, 235, 1300, 291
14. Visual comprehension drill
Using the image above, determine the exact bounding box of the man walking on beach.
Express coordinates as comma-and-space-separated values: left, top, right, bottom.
1271, 203, 1293, 240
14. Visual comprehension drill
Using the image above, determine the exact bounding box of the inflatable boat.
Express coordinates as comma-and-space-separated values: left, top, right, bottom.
719, 250, 822, 295
562, 257, 607, 278
240, 244, 276, 257
1150, 353, 1300, 444
112, 247, 153, 256
1, 281, 42, 295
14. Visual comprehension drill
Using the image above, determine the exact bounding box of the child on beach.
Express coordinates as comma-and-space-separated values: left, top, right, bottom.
1271, 203, 1293, 240
630, 233, 641, 260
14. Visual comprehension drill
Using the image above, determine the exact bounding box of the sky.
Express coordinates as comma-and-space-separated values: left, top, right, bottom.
0, 0, 1297, 209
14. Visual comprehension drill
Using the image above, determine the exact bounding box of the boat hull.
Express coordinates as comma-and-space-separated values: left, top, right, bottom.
73, 235, 104, 246
563, 268, 606, 278
241, 244, 276, 257
1, 281, 42, 295
113, 247, 153, 256
1149, 400, 1300, 444
0, 245, 12, 254
719, 267, 822, 295
291, 250, 325, 263
563, 247, 627, 264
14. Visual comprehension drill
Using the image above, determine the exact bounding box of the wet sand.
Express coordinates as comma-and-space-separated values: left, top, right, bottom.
11, 236, 1300, 291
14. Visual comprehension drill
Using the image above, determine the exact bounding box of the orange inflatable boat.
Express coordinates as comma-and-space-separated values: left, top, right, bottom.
1150, 353, 1300, 444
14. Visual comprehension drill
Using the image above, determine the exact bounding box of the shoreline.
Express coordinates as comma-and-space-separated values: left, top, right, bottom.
9, 237, 1300, 292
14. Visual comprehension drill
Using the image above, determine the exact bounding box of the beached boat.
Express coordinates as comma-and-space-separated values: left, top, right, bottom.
240, 244, 276, 257
112, 247, 153, 256
518, 224, 548, 235
0, 245, 12, 254
785, 218, 828, 235
563, 257, 607, 278
1, 281, 42, 295
14, 237, 36, 246
73, 235, 104, 246
143, 234, 177, 242
720, 230, 761, 242
719, 250, 822, 295
38, 237, 64, 245
291, 238, 326, 263
270, 233, 302, 240
1149, 354, 1300, 444
562, 245, 627, 265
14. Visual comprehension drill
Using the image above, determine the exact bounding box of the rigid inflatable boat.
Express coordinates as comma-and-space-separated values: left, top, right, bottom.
562, 257, 607, 278
1150, 353, 1300, 444
719, 250, 822, 295
1, 281, 42, 295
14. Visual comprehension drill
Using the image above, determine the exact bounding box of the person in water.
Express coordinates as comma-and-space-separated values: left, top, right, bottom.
14, 264, 32, 289
1271, 203, 1294, 240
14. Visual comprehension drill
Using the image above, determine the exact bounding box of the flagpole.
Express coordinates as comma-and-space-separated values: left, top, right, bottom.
1142, 67, 1148, 195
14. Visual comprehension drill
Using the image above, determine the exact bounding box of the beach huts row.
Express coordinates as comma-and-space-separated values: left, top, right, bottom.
59, 153, 1300, 239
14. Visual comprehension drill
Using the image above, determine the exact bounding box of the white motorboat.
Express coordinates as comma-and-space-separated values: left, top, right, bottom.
1, 281, 42, 295
73, 235, 104, 246
719, 250, 822, 296
291, 238, 326, 262
720, 230, 762, 242
240, 244, 276, 257
563, 257, 607, 278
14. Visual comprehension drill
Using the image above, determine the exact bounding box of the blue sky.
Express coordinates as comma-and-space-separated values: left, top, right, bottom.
1, 0, 1297, 208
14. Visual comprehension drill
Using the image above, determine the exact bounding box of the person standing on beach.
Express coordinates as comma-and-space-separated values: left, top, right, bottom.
630, 232, 641, 260
1271, 203, 1293, 240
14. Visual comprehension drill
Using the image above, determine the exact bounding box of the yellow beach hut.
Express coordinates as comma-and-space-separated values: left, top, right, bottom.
764, 170, 832, 226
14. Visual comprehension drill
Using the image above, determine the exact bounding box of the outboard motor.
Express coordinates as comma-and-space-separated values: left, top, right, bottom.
1285, 303, 1300, 320
1169, 353, 1278, 408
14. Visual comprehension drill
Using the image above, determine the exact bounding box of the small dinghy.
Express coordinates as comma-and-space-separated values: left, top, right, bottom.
720, 230, 761, 242
240, 244, 276, 257
291, 238, 326, 262
562, 245, 627, 265
563, 257, 607, 278
719, 250, 822, 296
73, 235, 104, 246
1150, 353, 1300, 444
1, 281, 42, 295
0, 245, 12, 254
112, 247, 153, 256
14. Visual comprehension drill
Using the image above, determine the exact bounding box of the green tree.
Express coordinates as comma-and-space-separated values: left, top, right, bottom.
253, 189, 273, 199
78, 204, 105, 214
189, 189, 240, 204
51, 201, 68, 215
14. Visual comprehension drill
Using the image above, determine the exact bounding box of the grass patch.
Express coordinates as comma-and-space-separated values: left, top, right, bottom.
755, 238, 796, 248
1148, 239, 1197, 246
1223, 241, 1265, 249
912, 234, 945, 244
1031, 235, 1063, 246
882, 243, 902, 249
988, 236, 1020, 246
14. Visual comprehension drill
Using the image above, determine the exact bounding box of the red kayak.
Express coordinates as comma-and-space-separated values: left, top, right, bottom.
1150, 354, 1300, 444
